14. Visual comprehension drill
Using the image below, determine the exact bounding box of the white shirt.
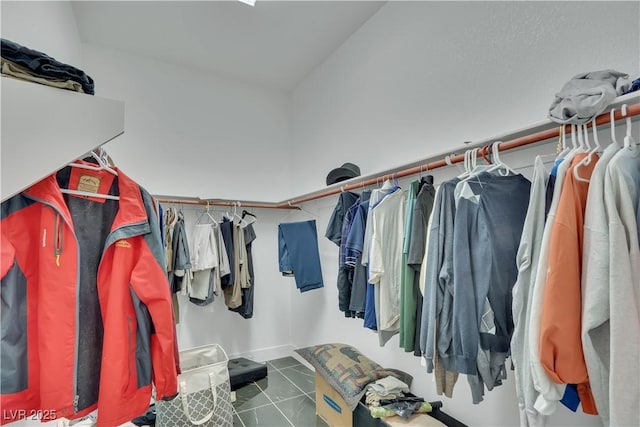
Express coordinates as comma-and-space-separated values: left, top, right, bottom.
369, 188, 406, 331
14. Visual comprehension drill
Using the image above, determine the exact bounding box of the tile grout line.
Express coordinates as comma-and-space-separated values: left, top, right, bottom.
253, 380, 296, 427
275, 366, 316, 401
235, 392, 308, 414
232, 407, 247, 427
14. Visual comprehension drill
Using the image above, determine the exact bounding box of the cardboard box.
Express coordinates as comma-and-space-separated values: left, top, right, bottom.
315, 371, 353, 427
315, 371, 449, 427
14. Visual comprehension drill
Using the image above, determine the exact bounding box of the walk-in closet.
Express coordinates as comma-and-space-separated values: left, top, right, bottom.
1, 1, 639, 426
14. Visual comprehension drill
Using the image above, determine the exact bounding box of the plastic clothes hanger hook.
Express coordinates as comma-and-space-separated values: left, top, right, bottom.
622, 104, 632, 138
592, 118, 600, 148
610, 108, 620, 147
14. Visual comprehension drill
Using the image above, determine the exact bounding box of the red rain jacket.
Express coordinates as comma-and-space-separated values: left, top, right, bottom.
0, 166, 178, 426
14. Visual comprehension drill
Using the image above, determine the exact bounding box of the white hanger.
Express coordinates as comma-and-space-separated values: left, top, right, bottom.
576, 124, 587, 151
487, 141, 516, 176
196, 203, 219, 227
621, 104, 638, 151
232, 202, 248, 227
241, 209, 257, 226
582, 124, 592, 151
570, 124, 579, 151
573, 122, 597, 183
459, 148, 491, 183
280, 201, 319, 223
456, 150, 472, 179
59, 188, 120, 200
556, 124, 571, 159
68, 149, 119, 176
610, 108, 621, 147
61, 148, 120, 200
470, 147, 491, 175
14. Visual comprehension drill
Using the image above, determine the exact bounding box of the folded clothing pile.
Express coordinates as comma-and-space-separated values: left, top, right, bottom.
365, 375, 410, 406
548, 69, 631, 125
1, 38, 94, 94
370, 401, 433, 420
365, 376, 433, 420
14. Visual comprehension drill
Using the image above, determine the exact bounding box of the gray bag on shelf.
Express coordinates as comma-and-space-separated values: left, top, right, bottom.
156, 344, 234, 427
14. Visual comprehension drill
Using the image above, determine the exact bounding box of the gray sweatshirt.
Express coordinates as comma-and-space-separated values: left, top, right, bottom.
511, 157, 550, 426
420, 178, 460, 372
603, 148, 640, 427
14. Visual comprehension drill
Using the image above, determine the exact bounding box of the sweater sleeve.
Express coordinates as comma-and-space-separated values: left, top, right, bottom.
451, 197, 479, 375
529, 239, 566, 415
540, 220, 588, 384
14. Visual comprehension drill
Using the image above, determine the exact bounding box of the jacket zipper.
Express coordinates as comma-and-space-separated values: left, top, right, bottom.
31, 200, 81, 414
53, 213, 64, 266
127, 316, 134, 379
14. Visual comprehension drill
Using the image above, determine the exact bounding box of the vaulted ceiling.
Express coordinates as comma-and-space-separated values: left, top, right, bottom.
72, 1, 386, 92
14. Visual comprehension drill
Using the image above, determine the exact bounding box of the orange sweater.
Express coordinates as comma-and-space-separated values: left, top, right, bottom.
540, 153, 598, 415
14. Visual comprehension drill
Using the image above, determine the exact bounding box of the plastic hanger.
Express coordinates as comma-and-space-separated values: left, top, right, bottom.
459, 148, 491, 183
196, 203, 219, 227
576, 124, 586, 151
487, 142, 516, 176
231, 203, 248, 227
555, 124, 571, 158
242, 209, 257, 226
621, 103, 638, 151
60, 148, 120, 200
469, 147, 491, 175
68, 149, 119, 176
584, 124, 592, 150
58, 188, 120, 201
456, 150, 472, 179
569, 125, 578, 151
610, 108, 621, 148
280, 201, 319, 223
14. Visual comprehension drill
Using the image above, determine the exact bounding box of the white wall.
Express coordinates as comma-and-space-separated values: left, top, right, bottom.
1, 1, 83, 68
81, 44, 292, 201
290, 1, 640, 196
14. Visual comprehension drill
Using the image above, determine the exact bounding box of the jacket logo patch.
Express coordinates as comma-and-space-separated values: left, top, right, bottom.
115, 240, 132, 248
78, 175, 101, 193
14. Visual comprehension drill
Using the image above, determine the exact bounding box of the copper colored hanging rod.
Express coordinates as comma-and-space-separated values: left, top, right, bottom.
153, 197, 301, 210
155, 101, 640, 210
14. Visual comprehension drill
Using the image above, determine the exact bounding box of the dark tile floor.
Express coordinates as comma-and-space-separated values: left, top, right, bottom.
232, 356, 328, 427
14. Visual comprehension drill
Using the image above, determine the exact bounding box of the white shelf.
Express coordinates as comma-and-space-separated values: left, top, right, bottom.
0, 77, 125, 201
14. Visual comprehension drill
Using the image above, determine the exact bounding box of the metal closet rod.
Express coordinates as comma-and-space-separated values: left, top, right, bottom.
155, 102, 640, 210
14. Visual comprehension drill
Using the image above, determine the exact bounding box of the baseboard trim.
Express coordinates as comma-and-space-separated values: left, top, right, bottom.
227, 344, 296, 362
